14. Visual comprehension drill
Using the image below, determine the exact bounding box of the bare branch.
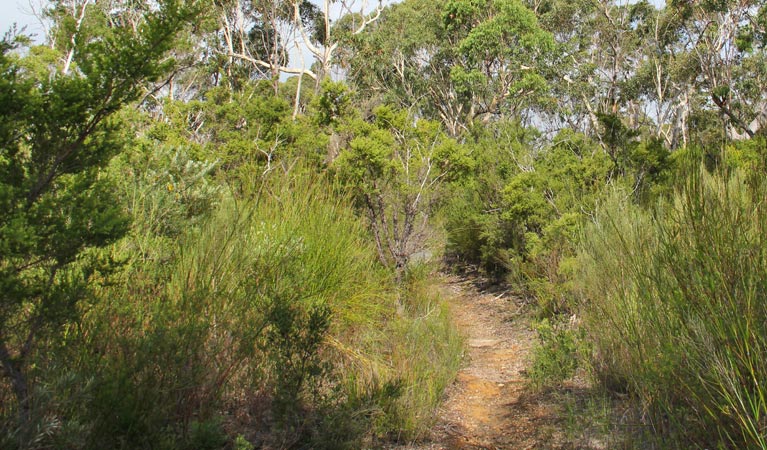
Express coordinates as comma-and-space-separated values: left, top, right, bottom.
224, 51, 317, 80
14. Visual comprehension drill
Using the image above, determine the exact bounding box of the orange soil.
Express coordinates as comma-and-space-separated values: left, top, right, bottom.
389, 275, 612, 450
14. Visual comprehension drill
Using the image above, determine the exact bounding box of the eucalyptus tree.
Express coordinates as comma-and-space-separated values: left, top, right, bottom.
295, 0, 384, 83
532, 0, 698, 148
213, 0, 383, 95
670, 0, 767, 140
548, 0, 656, 142
340, 0, 445, 116
622, 2, 702, 149
527, 0, 601, 134
345, 0, 554, 136
439, 0, 555, 130
213, 0, 319, 92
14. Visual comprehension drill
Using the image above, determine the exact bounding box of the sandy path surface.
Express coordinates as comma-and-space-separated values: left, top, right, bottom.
389, 275, 611, 450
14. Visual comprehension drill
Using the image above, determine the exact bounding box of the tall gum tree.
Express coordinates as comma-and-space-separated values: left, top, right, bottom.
215, 0, 384, 93
295, 0, 384, 84
446, 0, 555, 126
671, 0, 767, 140
214, 0, 320, 92
344, 0, 555, 136
341, 0, 455, 127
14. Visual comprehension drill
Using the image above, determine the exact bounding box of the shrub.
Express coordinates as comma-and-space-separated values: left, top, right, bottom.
38, 170, 461, 449
579, 167, 767, 448
528, 318, 580, 390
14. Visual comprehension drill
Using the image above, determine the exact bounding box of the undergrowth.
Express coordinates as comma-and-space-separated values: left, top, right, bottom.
579, 167, 767, 449
1, 172, 461, 449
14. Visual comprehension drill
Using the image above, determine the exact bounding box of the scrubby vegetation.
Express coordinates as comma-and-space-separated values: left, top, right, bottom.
0, 5, 463, 447
579, 165, 767, 447
3, 0, 767, 448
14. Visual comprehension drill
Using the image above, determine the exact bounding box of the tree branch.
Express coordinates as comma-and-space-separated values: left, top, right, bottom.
224, 51, 317, 80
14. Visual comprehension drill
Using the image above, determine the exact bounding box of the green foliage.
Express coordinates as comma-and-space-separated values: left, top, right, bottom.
343, 0, 443, 112
443, 124, 611, 314
528, 318, 580, 390
630, 138, 674, 201
339, 274, 463, 443
264, 297, 332, 426
722, 137, 767, 176
448, 0, 555, 119
13, 0, 767, 447
17, 169, 461, 449
579, 168, 767, 448
389, 276, 463, 438
334, 104, 472, 272
442, 121, 535, 274
233, 435, 254, 450
186, 419, 227, 450
108, 143, 221, 265
47, 174, 380, 448
596, 112, 639, 173
313, 79, 354, 127
346, 0, 555, 132
0, 0, 199, 436
147, 82, 327, 180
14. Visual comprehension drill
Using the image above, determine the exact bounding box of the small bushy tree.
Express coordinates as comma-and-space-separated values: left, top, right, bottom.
0, 0, 198, 430
333, 104, 472, 274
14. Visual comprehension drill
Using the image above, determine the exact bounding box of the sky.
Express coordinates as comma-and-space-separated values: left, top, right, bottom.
0, 0, 666, 48
0, 0, 46, 40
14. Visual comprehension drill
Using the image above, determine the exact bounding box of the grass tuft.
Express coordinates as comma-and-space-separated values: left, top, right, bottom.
579, 167, 767, 448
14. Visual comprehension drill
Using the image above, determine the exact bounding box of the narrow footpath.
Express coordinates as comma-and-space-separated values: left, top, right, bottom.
393, 274, 612, 450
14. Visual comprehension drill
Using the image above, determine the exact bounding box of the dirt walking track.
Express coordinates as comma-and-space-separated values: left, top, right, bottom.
390, 274, 609, 450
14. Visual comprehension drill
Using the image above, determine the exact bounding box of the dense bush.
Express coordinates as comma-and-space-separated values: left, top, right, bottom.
9, 0, 764, 444
579, 168, 767, 448
527, 318, 581, 390
1, 172, 461, 449
442, 124, 615, 315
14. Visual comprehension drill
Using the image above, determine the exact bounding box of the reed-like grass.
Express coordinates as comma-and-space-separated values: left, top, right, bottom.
579, 168, 767, 448
41, 171, 461, 449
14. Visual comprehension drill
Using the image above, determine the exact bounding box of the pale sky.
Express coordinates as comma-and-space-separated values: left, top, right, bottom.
0, 0, 46, 41
0, 0, 666, 48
